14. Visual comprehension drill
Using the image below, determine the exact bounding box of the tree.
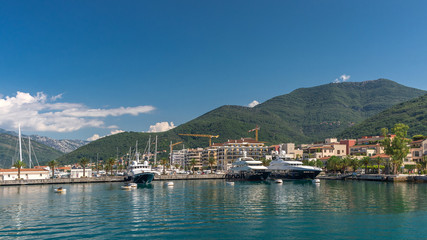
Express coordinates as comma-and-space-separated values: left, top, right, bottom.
326, 156, 341, 173
315, 159, 324, 169
47, 160, 58, 179
347, 156, 359, 173
13, 160, 26, 180
372, 156, 383, 174
190, 158, 197, 174
79, 157, 90, 177
360, 156, 371, 174
381, 124, 411, 174
260, 157, 271, 167
106, 157, 116, 176
208, 157, 216, 172
161, 158, 168, 175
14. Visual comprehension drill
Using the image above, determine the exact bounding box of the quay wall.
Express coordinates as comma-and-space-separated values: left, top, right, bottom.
318, 174, 427, 183
0, 176, 125, 186
0, 174, 225, 186
154, 174, 225, 181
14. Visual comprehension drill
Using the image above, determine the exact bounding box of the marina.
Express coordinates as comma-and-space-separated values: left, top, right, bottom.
1, 179, 427, 239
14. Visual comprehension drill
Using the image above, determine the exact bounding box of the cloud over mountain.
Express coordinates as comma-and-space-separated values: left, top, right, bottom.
0, 91, 155, 132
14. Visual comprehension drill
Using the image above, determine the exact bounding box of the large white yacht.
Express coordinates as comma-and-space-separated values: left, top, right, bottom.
126, 147, 161, 184
225, 152, 270, 181
268, 151, 322, 180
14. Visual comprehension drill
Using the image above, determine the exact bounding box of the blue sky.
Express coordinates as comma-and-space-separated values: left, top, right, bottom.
0, 0, 426, 140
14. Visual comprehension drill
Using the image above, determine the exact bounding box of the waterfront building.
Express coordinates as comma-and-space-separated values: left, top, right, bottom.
339, 139, 356, 156
410, 139, 427, 163
185, 148, 204, 171
350, 143, 383, 157
70, 168, 92, 178
0, 168, 50, 181
210, 138, 269, 171
303, 142, 347, 159
357, 135, 395, 145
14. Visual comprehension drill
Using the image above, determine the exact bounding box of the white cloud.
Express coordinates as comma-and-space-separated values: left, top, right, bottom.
340, 74, 351, 82
86, 129, 125, 141
148, 122, 176, 133
0, 91, 155, 133
87, 134, 101, 141
248, 100, 259, 108
332, 74, 351, 83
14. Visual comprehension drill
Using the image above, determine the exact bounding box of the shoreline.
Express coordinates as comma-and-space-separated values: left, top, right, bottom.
0, 174, 226, 186
318, 174, 427, 183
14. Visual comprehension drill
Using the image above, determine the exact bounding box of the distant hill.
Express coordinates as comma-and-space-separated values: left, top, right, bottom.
0, 133, 64, 168
58, 79, 426, 165
338, 94, 427, 138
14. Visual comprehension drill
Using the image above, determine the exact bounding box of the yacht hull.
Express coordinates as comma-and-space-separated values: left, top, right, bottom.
226, 171, 270, 181
270, 169, 321, 180
133, 172, 155, 184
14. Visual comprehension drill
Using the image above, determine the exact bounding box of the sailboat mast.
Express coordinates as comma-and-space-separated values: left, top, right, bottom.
28, 137, 32, 168
148, 135, 151, 160
154, 135, 158, 165
18, 124, 23, 163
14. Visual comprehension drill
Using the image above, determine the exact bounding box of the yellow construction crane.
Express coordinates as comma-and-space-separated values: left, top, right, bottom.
248, 125, 260, 141
178, 133, 219, 147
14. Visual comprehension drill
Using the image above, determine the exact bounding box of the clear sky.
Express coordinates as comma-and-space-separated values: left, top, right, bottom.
0, 0, 426, 140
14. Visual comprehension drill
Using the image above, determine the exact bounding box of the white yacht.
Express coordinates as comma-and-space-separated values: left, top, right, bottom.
127, 159, 160, 184
268, 152, 322, 180
226, 152, 270, 181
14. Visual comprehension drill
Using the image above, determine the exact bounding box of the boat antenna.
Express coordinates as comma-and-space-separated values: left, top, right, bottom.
154, 135, 158, 165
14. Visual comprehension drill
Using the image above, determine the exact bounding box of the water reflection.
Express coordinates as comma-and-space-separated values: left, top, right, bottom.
1, 180, 427, 239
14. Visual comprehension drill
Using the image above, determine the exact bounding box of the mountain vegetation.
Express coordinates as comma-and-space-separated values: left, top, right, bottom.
0, 133, 64, 168
57, 79, 426, 165
338, 94, 427, 138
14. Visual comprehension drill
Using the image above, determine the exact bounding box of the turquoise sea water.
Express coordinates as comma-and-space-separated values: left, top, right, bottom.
1, 180, 427, 239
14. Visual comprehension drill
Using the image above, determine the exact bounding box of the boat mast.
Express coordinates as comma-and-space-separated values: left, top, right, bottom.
154, 135, 158, 165
28, 137, 32, 168
147, 135, 151, 161
18, 124, 23, 164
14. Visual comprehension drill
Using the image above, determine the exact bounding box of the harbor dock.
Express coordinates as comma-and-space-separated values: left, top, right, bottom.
0, 174, 226, 186
318, 174, 427, 183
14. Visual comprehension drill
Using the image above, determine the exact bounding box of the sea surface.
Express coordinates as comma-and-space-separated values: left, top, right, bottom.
1, 180, 427, 239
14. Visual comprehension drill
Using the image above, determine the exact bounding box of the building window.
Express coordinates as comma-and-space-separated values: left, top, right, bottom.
337, 150, 340, 154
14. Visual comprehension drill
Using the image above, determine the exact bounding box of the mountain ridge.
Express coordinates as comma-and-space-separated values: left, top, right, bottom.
57, 79, 426, 165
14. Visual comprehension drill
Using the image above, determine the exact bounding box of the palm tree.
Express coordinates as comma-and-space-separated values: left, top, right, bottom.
47, 160, 58, 179
106, 157, 116, 176
190, 158, 197, 174
161, 158, 168, 175
372, 156, 383, 174
326, 156, 341, 173
13, 160, 26, 180
79, 157, 90, 177
208, 157, 216, 172
347, 156, 359, 173
360, 156, 371, 174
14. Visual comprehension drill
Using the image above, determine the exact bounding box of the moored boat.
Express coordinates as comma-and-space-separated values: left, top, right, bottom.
54, 187, 66, 193
268, 153, 322, 180
225, 152, 270, 181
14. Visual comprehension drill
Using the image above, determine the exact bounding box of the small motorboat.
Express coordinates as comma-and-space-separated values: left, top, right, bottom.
274, 179, 283, 184
226, 181, 235, 186
54, 187, 67, 193
121, 183, 136, 190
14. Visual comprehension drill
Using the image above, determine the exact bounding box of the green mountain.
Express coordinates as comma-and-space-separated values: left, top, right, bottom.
0, 133, 64, 168
57, 79, 426, 165
338, 94, 427, 138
